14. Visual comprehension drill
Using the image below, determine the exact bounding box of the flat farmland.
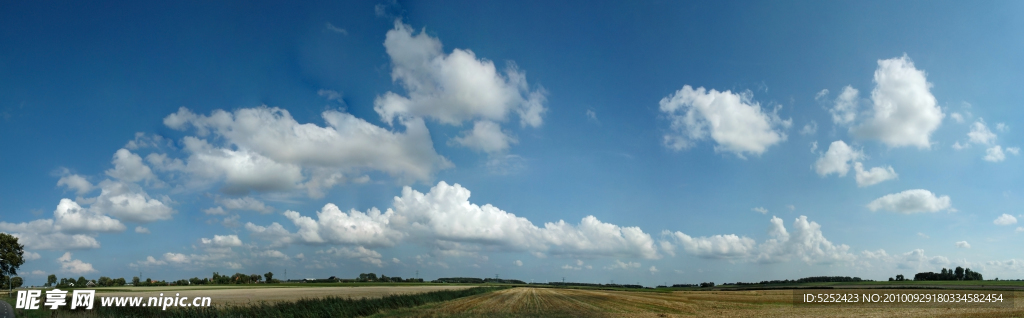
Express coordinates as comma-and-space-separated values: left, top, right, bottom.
94, 285, 475, 306
376, 287, 1024, 317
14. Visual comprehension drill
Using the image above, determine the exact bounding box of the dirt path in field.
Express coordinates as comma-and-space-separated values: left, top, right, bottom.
379, 287, 1024, 317
98, 285, 474, 306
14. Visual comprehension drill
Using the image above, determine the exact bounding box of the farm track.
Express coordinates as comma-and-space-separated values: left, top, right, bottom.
377, 287, 1024, 318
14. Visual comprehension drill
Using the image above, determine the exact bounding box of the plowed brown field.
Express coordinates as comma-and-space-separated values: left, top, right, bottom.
376, 287, 1024, 317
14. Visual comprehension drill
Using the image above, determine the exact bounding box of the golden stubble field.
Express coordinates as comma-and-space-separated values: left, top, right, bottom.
377, 287, 1024, 318
95, 285, 474, 306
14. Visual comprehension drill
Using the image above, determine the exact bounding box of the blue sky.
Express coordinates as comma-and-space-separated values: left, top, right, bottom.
2, 1, 1023, 286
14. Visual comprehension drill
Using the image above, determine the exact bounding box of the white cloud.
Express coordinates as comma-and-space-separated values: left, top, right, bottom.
810, 141, 817, 153
324, 22, 347, 35
950, 112, 964, 123
968, 120, 997, 145
89, 180, 175, 223
282, 204, 404, 247
23, 251, 41, 261
993, 214, 1017, 226
752, 207, 768, 214
216, 196, 273, 214
955, 241, 970, 249
995, 123, 1008, 132
649, 265, 659, 274
318, 89, 344, 102
133, 256, 167, 267
1007, 147, 1021, 155
135, 226, 150, 234
164, 107, 451, 196
374, 20, 546, 129
829, 86, 859, 125
814, 140, 863, 177
800, 121, 817, 135
660, 85, 790, 157
200, 234, 243, 248
53, 198, 125, 233
814, 89, 829, 101
247, 181, 661, 260
105, 149, 160, 184
0, 219, 100, 250
57, 173, 94, 195
390, 182, 660, 259
451, 120, 517, 154
1016, 227, 1024, 233
984, 145, 1015, 162
57, 252, 96, 274
514, 260, 523, 267
663, 215, 854, 265
952, 141, 968, 150
755, 216, 855, 264
664, 231, 755, 260
867, 189, 952, 213
852, 55, 943, 149
606, 260, 641, 270
917, 232, 930, 239
253, 249, 289, 260
318, 246, 384, 267
853, 162, 898, 187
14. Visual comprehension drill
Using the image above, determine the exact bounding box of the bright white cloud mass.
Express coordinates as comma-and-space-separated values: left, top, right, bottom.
852, 55, 944, 149
660, 85, 791, 157
4, 3, 1023, 288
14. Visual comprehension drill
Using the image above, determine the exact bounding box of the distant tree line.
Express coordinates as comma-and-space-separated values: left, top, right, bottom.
913, 266, 982, 281
431, 277, 526, 284
724, 276, 867, 286
546, 282, 646, 289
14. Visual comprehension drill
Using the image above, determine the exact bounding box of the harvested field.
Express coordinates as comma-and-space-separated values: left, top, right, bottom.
96, 285, 474, 306
376, 287, 1024, 317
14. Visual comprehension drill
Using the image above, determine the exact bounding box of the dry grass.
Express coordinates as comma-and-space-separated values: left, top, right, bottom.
376, 287, 1024, 317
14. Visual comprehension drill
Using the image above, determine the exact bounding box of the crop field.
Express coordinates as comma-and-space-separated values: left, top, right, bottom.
375, 287, 1024, 317
94, 285, 476, 306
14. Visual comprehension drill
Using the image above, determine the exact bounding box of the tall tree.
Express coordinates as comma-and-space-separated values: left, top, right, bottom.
264, 272, 273, 283
0, 233, 26, 289
11, 277, 23, 289
47, 274, 57, 287
954, 266, 965, 280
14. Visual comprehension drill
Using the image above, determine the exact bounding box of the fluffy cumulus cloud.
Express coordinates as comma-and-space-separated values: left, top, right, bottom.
983, 146, 1015, 163
968, 120, 997, 145
52, 199, 125, 233
89, 180, 175, 223
200, 234, 243, 248
867, 189, 952, 213
374, 20, 546, 153
853, 162, 898, 187
163, 106, 451, 197
662, 232, 755, 260
660, 85, 791, 157
993, 214, 1017, 226
247, 181, 660, 260
829, 86, 859, 125
955, 241, 971, 249
0, 196, 147, 250
814, 140, 863, 177
662, 216, 854, 265
106, 149, 160, 184
282, 204, 403, 247
852, 55, 944, 149
57, 252, 97, 274
57, 173, 94, 195
814, 140, 897, 187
